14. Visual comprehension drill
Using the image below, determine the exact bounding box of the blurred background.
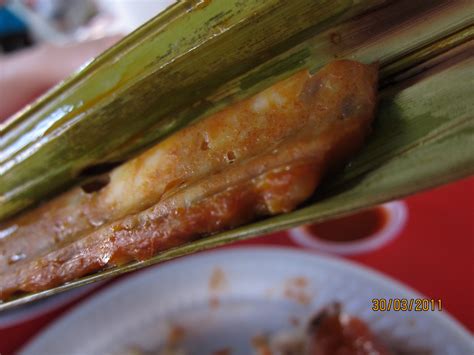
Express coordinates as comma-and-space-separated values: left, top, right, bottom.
0, 0, 176, 51
0, 0, 175, 120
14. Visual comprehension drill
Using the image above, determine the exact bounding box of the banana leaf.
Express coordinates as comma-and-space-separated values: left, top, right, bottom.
0, 0, 384, 219
0, 0, 473, 309
1, 41, 472, 311
0, 0, 472, 220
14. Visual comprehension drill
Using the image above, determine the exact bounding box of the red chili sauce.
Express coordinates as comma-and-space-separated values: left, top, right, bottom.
307, 207, 388, 242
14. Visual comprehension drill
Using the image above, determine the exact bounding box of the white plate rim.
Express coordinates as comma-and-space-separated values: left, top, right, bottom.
20, 246, 473, 353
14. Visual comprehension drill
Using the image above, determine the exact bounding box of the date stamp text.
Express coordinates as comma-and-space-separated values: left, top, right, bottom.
372, 298, 442, 312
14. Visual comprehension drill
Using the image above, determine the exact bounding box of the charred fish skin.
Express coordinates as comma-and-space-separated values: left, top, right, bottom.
0, 60, 378, 300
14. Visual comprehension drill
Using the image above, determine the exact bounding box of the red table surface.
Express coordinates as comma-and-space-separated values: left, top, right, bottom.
0, 177, 473, 354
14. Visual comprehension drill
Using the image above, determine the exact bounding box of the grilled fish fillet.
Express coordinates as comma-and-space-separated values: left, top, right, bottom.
0, 60, 378, 299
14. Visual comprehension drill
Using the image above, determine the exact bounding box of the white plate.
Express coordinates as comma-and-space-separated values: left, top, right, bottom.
21, 247, 473, 355
0, 284, 99, 328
